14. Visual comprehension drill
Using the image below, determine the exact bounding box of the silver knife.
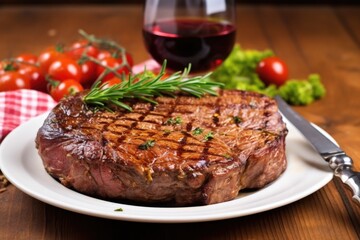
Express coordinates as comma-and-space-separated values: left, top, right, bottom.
274, 95, 360, 205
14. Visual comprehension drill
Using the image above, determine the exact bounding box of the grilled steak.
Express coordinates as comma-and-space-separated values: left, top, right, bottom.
35, 90, 287, 206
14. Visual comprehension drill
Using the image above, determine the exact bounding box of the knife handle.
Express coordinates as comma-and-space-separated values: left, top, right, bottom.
328, 154, 360, 205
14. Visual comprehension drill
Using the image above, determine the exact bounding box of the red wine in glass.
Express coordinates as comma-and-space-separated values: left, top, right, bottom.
143, 18, 236, 73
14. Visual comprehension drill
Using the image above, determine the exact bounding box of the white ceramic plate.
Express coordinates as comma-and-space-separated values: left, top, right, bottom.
0, 112, 333, 223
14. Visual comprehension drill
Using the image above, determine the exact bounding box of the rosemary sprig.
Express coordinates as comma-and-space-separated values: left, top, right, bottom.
83, 61, 223, 111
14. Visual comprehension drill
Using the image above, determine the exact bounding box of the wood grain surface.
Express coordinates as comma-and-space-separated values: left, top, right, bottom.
0, 4, 359, 240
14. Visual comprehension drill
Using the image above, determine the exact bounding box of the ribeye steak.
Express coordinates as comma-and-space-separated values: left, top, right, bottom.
35, 90, 288, 206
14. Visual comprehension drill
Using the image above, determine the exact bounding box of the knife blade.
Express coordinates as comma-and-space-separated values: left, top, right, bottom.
274, 95, 360, 205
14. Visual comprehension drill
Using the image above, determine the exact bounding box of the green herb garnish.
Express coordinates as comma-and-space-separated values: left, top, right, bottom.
204, 132, 214, 141
163, 129, 171, 134
138, 140, 156, 150
83, 61, 222, 111
114, 208, 123, 212
4, 63, 17, 71
233, 116, 242, 124
165, 116, 182, 125
192, 127, 204, 135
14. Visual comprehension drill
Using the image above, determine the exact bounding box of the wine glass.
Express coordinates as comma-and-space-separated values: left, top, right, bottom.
142, 0, 236, 73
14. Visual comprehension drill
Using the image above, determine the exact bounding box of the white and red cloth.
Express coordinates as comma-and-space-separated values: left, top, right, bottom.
0, 60, 161, 143
0, 89, 57, 142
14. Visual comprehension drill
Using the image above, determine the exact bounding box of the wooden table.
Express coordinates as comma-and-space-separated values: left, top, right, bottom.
1, 4, 359, 239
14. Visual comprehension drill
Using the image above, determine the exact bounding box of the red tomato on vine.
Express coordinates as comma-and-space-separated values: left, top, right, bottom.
96, 57, 131, 82
38, 46, 65, 74
66, 40, 100, 59
50, 79, 84, 101
48, 57, 82, 82
256, 56, 289, 86
15, 53, 38, 64
101, 77, 122, 88
0, 71, 31, 92
18, 65, 47, 92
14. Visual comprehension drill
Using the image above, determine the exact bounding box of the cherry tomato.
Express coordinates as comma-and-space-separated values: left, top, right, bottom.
0, 71, 31, 92
97, 50, 134, 67
50, 79, 84, 101
101, 77, 122, 88
15, 53, 38, 64
0, 61, 17, 75
96, 57, 131, 82
96, 50, 112, 60
48, 57, 82, 82
38, 46, 65, 74
0, 64, 3, 76
79, 60, 98, 88
124, 52, 134, 67
256, 56, 289, 86
18, 65, 47, 92
66, 40, 100, 59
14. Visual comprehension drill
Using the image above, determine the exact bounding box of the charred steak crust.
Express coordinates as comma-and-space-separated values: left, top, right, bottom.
35, 90, 288, 206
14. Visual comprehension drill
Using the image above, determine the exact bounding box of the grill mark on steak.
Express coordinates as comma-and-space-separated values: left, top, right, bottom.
36, 90, 288, 206
111, 104, 156, 145
162, 95, 181, 125
212, 89, 223, 126
118, 97, 226, 172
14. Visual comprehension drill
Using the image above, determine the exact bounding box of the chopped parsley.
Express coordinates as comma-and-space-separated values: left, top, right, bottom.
192, 127, 204, 135
114, 208, 123, 212
204, 132, 214, 141
138, 140, 156, 150
233, 116, 242, 124
165, 116, 182, 125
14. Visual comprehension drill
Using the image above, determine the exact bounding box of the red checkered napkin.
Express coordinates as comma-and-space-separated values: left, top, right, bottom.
0, 89, 57, 142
